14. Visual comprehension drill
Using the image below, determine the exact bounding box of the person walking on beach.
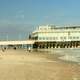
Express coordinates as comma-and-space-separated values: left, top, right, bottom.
2, 47, 6, 52
28, 47, 31, 52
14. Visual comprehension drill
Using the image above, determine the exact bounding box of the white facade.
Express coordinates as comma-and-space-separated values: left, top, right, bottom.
32, 25, 80, 42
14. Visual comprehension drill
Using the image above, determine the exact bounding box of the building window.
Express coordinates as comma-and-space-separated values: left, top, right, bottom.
55, 37, 58, 39
68, 32, 70, 35
53, 37, 58, 40
39, 37, 42, 40
60, 37, 63, 39
73, 37, 75, 39
46, 37, 48, 40
76, 37, 79, 39
69, 36, 72, 39
49, 37, 52, 40
64, 37, 66, 39
60, 37, 66, 40
43, 37, 45, 40
35, 36, 38, 40
53, 37, 55, 40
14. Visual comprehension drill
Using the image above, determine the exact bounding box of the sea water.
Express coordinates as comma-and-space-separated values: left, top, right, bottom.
51, 48, 80, 64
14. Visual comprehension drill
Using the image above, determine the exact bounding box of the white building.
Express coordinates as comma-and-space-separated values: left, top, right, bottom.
31, 25, 80, 48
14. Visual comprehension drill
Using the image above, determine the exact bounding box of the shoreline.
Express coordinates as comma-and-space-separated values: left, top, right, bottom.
0, 48, 80, 65
32, 49, 79, 65
34, 48, 80, 64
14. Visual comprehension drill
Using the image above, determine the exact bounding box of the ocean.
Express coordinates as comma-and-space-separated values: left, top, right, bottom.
50, 48, 80, 64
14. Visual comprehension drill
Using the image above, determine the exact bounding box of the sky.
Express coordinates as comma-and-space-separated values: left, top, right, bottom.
0, 0, 80, 40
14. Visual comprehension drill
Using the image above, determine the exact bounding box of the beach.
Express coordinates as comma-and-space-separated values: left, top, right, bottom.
0, 49, 80, 80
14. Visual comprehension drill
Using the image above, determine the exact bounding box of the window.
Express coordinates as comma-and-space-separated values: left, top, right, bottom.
53, 37, 55, 40
73, 37, 75, 39
69, 36, 72, 39
49, 37, 52, 40
39, 37, 42, 40
46, 37, 48, 40
55, 37, 58, 39
76, 37, 79, 39
53, 37, 58, 40
43, 37, 45, 40
60, 37, 63, 39
64, 37, 66, 39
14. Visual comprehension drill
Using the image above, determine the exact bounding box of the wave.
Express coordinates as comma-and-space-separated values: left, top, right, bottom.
59, 55, 80, 63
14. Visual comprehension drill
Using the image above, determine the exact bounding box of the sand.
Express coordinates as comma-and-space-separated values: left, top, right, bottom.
0, 49, 79, 80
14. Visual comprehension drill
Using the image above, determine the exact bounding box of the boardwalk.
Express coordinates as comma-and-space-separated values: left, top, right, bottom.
0, 40, 35, 45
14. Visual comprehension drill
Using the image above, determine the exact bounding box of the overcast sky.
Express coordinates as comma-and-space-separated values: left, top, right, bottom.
0, 0, 80, 40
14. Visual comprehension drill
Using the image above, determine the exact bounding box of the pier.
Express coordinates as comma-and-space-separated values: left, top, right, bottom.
0, 40, 35, 49
31, 25, 80, 49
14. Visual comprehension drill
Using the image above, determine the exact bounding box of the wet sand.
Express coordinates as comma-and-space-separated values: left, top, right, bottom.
0, 49, 80, 80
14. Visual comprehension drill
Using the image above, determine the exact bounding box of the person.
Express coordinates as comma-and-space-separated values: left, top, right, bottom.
2, 48, 5, 52
13, 47, 16, 50
28, 47, 31, 52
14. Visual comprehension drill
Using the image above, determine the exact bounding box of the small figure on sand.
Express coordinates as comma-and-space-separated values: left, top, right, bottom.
28, 47, 31, 52
2, 48, 5, 52
13, 47, 16, 50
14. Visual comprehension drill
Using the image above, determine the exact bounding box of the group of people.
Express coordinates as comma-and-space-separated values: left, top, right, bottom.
1, 46, 31, 53
1, 47, 17, 52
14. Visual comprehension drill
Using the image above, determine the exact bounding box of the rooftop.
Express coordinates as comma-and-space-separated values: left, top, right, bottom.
38, 25, 80, 30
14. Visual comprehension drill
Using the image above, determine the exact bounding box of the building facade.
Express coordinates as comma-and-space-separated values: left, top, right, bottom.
31, 25, 80, 48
